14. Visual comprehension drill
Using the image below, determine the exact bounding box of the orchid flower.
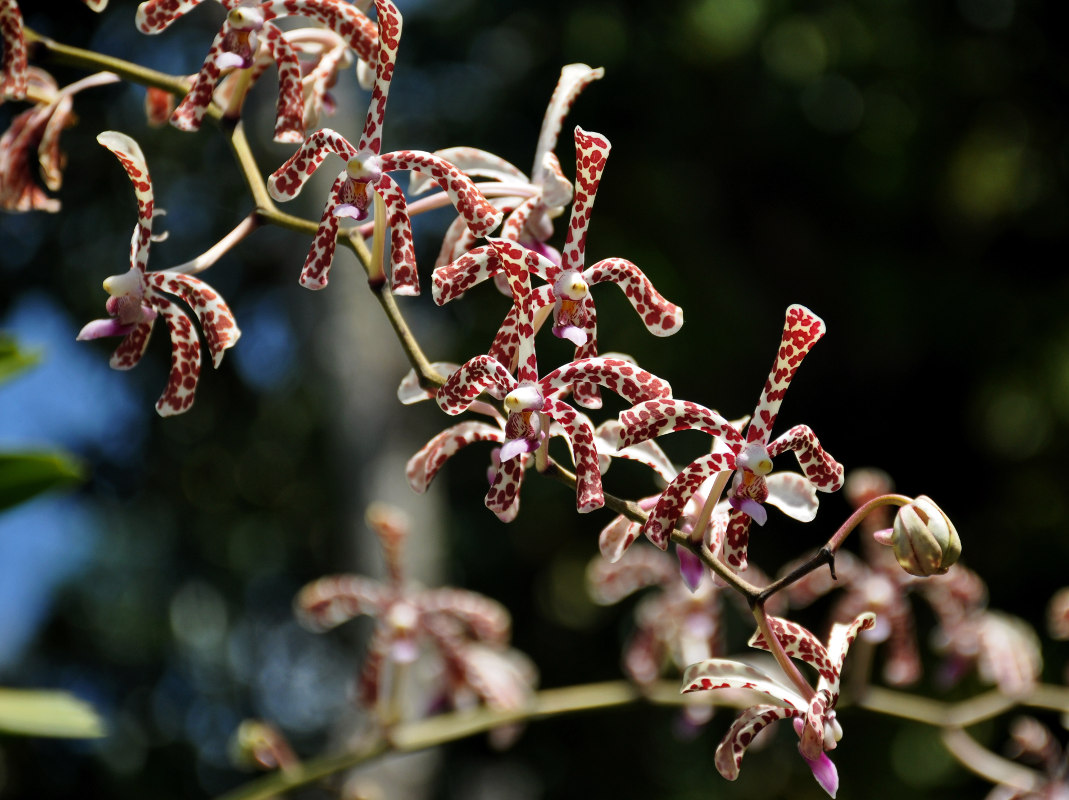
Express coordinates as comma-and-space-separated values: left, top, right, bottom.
408, 63, 603, 268
399, 363, 577, 522
134, 0, 381, 142
432, 127, 683, 408
435, 236, 671, 513
212, 26, 354, 133
295, 504, 535, 722
0, 69, 119, 212
615, 304, 843, 566
76, 131, 240, 416
682, 612, 876, 797
589, 544, 726, 707
980, 717, 1069, 800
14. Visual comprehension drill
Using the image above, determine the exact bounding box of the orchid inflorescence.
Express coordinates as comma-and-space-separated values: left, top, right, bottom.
5, 1, 1067, 798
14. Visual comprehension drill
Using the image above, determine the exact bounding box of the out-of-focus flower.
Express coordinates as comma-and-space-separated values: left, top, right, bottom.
432, 128, 683, 408
616, 305, 842, 562
409, 63, 603, 267
0, 69, 118, 212
135, 0, 381, 142
682, 613, 876, 798
295, 504, 536, 726
978, 717, 1069, 800
76, 131, 240, 415
589, 544, 725, 700
874, 495, 961, 577
144, 86, 175, 127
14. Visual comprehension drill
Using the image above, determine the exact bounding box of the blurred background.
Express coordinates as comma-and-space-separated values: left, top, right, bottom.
1, 0, 1067, 797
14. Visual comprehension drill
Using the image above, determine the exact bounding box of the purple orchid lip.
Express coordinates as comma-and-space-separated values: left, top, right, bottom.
214, 51, 250, 70
76, 318, 135, 341
332, 203, 368, 220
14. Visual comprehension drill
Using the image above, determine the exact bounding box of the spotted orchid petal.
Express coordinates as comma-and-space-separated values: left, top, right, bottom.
748, 617, 835, 681
97, 131, 155, 271
538, 357, 672, 406
617, 398, 744, 451
152, 271, 241, 366
409, 146, 528, 196
408, 422, 509, 495
641, 452, 736, 550
108, 319, 154, 371
585, 257, 684, 337
823, 612, 877, 700
434, 197, 520, 268
257, 23, 304, 142
170, 29, 226, 132
294, 575, 391, 631
378, 150, 503, 239
437, 354, 515, 415
261, 0, 379, 64
531, 64, 604, 180
152, 297, 203, 416
135, 0, 210, 33
432, 244, 507, 305
746, 304, 826, 446
681, 658, 806, 709
539, 395, 602, 512
768, 424, 844, 492
355, 0, 401, 154
559, 127, 610, 274
269, 127, 358, 200
0, 0, 27, 100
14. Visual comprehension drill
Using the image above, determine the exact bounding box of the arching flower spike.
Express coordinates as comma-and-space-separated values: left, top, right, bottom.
616, 305, 843, 565
409, 63, 604, 267
682, 612, 877, 797
77, 131, 240, 416
135, 0, 380, 142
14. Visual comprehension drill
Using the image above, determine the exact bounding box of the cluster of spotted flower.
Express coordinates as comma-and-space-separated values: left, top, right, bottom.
3, 3, 1024, 798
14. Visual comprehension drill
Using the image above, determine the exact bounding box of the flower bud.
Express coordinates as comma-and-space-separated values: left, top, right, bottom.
877, 496, 961, 576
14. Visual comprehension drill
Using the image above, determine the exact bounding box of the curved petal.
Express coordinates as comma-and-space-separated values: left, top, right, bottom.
432, 245, 504, 305
170, 29, 225, 133
370, 172, 419, 294
109, 320, 155, 371
268, 128, 357, 201
437, 354, 514, 415
585, 257, 683, 337
98, 131, 155, 270
153, 297, 202, 416
593, 419, 678, 483
764, 472, 819, 522
294, 574, 389, 630
410, 146, 527, 195
406, 421, 505, 493
259, 23, 305, 143
746, 304, 826, 445
261, 0, 379, 64
596, 515, 642, 563
643, 453, 734, 550
748, 616, 833, 681
823, 612, 877, 700
559, 127, 611, 273
617, 398, 743, 450
484, 451, 527, 520
418, 587, 511, 644
532, 63, 604, 179
542, 396, 602, 513
681, 658, 805, 709
715, 704, 800, 781
539, 357, 671, 406
135, 0, 210, 33
356, 0, 402, 154
722, 507, 753, 570
378, 149, 503, 238
296, 173, 346, 289
152, 271, 241, 366
768, 424, 844, 492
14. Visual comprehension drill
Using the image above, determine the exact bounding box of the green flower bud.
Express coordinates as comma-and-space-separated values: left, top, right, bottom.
877, 496, 961, 577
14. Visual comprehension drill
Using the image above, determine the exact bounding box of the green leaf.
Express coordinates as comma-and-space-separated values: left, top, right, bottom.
0, 689, 106, 738
0, 452, 86, 512
0, 336, 41, 386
